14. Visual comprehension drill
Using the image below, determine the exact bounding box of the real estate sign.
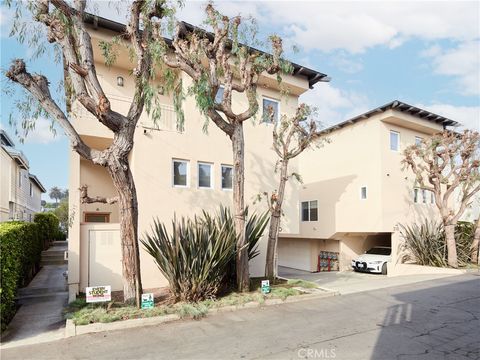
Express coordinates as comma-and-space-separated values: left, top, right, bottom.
86, 286, 111, 303
261, 280, 270, 294
141, 293, 154, 309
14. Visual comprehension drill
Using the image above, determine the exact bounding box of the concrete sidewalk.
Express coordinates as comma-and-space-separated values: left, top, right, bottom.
278, 266, 471, 295
1, 243, 68, 349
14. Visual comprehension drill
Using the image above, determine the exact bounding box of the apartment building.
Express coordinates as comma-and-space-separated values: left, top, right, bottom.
67, 16, 328, 300
0, 130, 46, 222
278, 101, 459, 273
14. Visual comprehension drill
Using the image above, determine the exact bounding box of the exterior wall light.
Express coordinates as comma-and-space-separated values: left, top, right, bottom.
117, 76, 124, 87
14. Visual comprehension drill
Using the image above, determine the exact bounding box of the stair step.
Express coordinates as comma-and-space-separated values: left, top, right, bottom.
41, 259, 67, 266
52, 241, 68, 246
42, 250, 65, 256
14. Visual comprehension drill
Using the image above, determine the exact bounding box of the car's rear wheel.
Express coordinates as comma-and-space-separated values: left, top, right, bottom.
381, 262, 387, 275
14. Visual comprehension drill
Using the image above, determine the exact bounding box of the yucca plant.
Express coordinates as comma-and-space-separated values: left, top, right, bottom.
399, 220, 448, 267
141, 206, 269, 302
400, 219, 475, 267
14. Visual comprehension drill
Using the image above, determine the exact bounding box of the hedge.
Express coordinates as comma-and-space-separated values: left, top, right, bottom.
34, 212, 60, 248
0, 221, 42, 331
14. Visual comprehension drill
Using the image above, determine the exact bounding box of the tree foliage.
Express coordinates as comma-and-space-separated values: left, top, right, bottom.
402, 130, 480, 267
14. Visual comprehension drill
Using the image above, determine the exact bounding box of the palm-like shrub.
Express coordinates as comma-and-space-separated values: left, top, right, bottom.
141, 207, 269, 302
400, 220, 475, 267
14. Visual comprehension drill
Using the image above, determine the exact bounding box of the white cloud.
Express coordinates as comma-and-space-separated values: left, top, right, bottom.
415, 103, 480, 131
21, 117, 65, 145
299, 82, 370, 127
423, 41, 480, 96
0, 5, 13, 38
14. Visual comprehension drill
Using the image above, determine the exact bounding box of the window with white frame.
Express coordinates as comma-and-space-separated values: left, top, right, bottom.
262, 98, 279, 123
18, 170, 22, 187
198, 162, 213, 189
390, 130, 400, 151
415, 136, 423, 146
301, 200, 318, 221
360, 186, 367, 200
215, 86, 224, 104
30, 183, 33, 197
221, 165, 233, 190
172, 159, 189, 187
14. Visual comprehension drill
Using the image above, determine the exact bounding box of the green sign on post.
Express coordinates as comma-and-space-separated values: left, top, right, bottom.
141, 293, 154, 309
261, 280, 270, 294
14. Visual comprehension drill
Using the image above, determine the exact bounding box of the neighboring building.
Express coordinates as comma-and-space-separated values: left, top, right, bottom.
0, 130, 46, 222
67, 16, 329, 300
278, 101, 459, 273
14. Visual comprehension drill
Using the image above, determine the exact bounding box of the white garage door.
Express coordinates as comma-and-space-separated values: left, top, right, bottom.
278, 238, 311, 271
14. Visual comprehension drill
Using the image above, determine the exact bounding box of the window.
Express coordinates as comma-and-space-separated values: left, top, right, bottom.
262, 98, 279, 123
301, 200, 318, 221
414, 187, 435, 205
360, 186, 367, 200
415, 136, 423, 146
84, 213, 110, 223
221, 165, 233, 190
215, 86, 224, 104
29, 183, 33, 197
390, 130, 400, 151
173, 159, 189, 187
18, 170, 22, 187
198, 162, 213, 189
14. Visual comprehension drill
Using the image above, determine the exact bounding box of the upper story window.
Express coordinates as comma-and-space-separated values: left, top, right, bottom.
360, 186, 367, 200
18, 170, 22, 187
29, 183, 33, 197
215, 86, 224, 104
301, 200, 318, 222
173, 159, 189, 187
85, 212, 110, 223
262, 98, 279, 123
198, 162, 213, 189
415, 136, 423, 146
390, 130, 400, 151
413, 187, 435, 205
221, 165, 233, 190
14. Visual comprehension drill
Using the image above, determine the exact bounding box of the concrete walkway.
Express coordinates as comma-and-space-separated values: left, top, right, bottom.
278, 266, 470, 295
1, 242, 68, 349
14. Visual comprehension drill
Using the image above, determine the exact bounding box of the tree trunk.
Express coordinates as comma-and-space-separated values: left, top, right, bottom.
107, 157, 143, 306
471, 217, 480, 264
265, 159, 289, 280
445, 223, 458, 268
231, 122, 249, 292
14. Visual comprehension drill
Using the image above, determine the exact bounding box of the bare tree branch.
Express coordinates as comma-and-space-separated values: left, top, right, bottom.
80, 185, 118, 204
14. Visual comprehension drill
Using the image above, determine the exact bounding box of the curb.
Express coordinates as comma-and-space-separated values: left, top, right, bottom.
65, 290, 339, 337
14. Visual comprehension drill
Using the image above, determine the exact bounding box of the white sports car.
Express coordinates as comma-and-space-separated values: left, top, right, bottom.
351, 246, 391, 275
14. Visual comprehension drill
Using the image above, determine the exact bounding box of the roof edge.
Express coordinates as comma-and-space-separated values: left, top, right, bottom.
29, 174, 47, 193
83, 13, 329, 88
320, 100, 460, 135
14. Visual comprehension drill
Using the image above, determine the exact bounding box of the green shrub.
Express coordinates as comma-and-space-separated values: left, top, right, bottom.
0, 221, 42, 331
34, 212, 60, 247
141, 206, 269, 302
400, 220, 475, 267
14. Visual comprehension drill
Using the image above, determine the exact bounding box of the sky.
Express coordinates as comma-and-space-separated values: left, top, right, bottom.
1, 1, 479, 201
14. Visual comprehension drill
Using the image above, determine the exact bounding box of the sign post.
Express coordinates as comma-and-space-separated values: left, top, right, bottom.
261, 280, 270, 294
141, 293, 154, 309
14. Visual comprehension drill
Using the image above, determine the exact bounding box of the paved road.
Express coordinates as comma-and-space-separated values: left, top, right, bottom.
2, 274, 479, 360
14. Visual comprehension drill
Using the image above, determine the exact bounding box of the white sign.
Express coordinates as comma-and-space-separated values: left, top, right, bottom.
86, 285, 111, 303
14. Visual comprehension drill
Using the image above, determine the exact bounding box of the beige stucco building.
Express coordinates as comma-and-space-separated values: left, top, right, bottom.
67, 16, 329, 300
1, 130, 46, 222
278, 101, 460, 273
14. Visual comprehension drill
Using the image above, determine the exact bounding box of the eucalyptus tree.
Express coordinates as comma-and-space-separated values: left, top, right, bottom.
263, 104, 325, 280
147, 3, 292, 291
5, 0, 181, 306
402, 130, 480, 268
